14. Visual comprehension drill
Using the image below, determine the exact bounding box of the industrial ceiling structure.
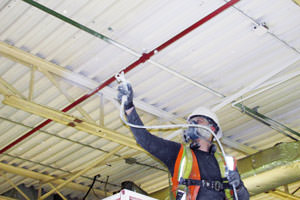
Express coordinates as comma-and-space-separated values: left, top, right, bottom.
0, 0, 299, 199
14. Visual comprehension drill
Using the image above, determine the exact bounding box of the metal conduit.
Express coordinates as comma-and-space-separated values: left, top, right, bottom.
21, 0, 230, 98
0, 0, 240, 154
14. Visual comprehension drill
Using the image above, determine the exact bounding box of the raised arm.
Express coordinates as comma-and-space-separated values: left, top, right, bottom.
117, 83, 180, 174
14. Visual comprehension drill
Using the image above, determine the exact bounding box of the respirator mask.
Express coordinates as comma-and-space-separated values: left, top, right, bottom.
183, 120, 215, 143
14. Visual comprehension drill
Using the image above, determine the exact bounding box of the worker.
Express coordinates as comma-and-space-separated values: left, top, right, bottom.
117, 83, 249, 200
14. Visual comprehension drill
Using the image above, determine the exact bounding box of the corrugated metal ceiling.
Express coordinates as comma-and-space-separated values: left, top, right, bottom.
0, 0, 299, 199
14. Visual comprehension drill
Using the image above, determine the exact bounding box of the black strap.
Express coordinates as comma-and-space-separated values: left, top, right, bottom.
179, 178, 232, 192
176, 190, 185, 200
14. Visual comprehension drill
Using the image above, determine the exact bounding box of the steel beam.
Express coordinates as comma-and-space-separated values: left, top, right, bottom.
0, 77, 25, 98
0, 41, 183, 123
0, 172, 30, 200
0, 195, 17, 200
40, 68, 94, 122
47, 183, 67, 200
0, 41, 255, 154
0, 162, 107, 196
28, 66, 36, 101
39, 145, 123, 199
269, 189, 300, 200
99, 93, 104, 126
2, 95, 145, 152
293, 0, 300, 6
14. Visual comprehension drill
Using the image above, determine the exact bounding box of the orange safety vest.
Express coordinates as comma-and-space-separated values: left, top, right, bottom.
171, 144, 233, 200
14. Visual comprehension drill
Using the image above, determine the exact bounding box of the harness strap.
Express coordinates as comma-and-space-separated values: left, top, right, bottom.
179, 178, 232, 192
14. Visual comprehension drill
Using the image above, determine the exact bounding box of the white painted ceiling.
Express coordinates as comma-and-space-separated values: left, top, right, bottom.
0, 0, 299, 199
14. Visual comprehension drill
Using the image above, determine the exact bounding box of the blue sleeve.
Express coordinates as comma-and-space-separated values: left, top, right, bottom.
126, 107, 181, 175
237, 180, 250, 200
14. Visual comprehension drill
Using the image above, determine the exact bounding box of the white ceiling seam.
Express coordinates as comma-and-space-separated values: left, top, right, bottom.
0, 0, 300, 198
212, 57, 300, 112
2, 0, 292, 122
18, 0, 236, 98
237, 82, 300, 119
0, 117, 145, 172
232, 72, 300, 106
0, 42, 187, 123
228, 0, 300, 55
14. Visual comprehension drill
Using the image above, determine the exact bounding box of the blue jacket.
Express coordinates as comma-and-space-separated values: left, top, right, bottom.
127, 108, 249, 200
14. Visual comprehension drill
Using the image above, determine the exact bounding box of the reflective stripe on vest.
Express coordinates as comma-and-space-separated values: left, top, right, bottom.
172, 145, 234, 200
172, 144, 200, 200
214, 152, 234, 200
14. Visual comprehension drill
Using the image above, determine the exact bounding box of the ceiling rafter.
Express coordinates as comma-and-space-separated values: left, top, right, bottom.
28, 66, 36, 101
0, 40, 183, 123
40, 68, 94, 123
2, 95, 145, 153
0, 162, 107, 197
0, 41, 256, 154
39, 145, 123, 200
0, 116, 147, 174
0, 172, 30, 200
269, 189, 300, 200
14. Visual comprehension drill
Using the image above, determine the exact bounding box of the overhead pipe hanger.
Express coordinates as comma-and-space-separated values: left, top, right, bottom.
1, 0, 240, 154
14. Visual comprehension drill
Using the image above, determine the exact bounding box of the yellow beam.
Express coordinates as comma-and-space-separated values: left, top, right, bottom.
0, 162, 108, 196
39, 145, 123, 199
99, 93, 104, 126
0, 195, 17, 200
0, 41, 94, 88
48, 183, 67, 200
293, 0, 300, 6
28, 66, 36, 101
0, 41, 255, 154
0, 77, 25, 98
44, 150, 141, 184
0, 172, 30, 200
37, 184, 42, 199
270, 189, 300, 200
40, 68, 94, 123
2, 95, 145, 153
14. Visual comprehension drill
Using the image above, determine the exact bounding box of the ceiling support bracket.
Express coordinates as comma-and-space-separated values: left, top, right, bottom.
234, 103, 300, 140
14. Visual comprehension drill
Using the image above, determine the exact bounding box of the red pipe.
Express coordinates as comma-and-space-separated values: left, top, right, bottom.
0, 0, 239, 154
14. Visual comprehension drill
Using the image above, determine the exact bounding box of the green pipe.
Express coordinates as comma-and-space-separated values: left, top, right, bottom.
22, 0, 111, 43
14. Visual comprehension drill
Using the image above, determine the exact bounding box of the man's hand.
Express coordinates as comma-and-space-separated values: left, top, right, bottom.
117, 83, 134, 110
228, 170, 241, 188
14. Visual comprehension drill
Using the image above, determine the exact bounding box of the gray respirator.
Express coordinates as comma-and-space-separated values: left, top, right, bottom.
183, 120, 212, 143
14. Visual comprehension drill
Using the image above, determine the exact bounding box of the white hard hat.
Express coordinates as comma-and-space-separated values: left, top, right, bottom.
187, 107, 223, 139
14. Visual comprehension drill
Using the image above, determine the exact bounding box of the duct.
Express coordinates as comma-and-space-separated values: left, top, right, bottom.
238, 141, 300, 195
149, 141, 300, 198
